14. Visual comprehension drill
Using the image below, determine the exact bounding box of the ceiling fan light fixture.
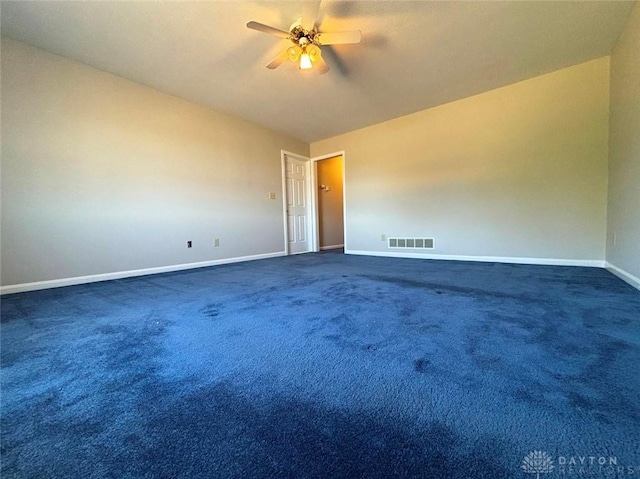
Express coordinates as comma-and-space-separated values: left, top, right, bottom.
299, 51, 313, 70
247, 16, 362, 74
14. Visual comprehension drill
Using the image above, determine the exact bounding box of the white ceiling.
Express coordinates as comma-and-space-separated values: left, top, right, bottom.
1, 1, 635, 143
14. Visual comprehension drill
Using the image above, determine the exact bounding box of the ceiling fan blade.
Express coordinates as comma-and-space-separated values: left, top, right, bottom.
266, 50, 290, 69
246, 21, 290, 39
310, 0, 324, 31
316, 30, 362, 45
289, 16, 303, 31
314, 54, 330, 74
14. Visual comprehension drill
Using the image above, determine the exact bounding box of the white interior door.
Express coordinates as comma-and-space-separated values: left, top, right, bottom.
285, 155, 311, 254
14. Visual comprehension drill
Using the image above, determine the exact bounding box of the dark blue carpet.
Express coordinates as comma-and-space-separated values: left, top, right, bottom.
1, 253, 639, 478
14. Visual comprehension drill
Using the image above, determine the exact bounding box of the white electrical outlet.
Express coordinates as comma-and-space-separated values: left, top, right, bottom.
268, 192, 276, 200
214, 238, 220, 247
381, 234, 386, 241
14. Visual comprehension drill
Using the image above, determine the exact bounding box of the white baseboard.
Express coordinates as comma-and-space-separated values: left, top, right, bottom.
4, 251, 633, 295
0, 251, 286, 295
345, 249, 605, 268
605, 262, 640, 291
320, 244, 344, 251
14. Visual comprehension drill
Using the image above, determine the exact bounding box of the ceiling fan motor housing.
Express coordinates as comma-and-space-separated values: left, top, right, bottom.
290, 26, 319, 46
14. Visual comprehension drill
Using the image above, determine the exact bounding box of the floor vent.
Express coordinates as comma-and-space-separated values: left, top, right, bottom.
388, 237, 435, 249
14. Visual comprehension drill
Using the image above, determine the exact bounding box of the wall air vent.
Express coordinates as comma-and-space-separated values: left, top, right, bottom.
388, 237, 435, 249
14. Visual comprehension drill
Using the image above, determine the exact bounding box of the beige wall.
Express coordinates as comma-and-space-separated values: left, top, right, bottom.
316, 155, 344, 249
0, 39, 308, 287
311, 58, 611, 264
2, 36, 634, 290
607, 2, 640, 285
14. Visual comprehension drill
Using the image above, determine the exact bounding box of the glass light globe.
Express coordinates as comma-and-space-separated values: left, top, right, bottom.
299, 52, 313, 69
287, 45, 301, 62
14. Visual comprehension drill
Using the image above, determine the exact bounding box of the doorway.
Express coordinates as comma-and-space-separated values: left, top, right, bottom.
281, 150, 345, 255
315, 155, 344, 250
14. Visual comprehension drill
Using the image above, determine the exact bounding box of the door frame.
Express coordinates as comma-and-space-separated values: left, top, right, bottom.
281, 150, 346, 254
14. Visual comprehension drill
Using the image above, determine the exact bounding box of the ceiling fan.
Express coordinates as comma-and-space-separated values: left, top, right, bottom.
246, 17, 361, 74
